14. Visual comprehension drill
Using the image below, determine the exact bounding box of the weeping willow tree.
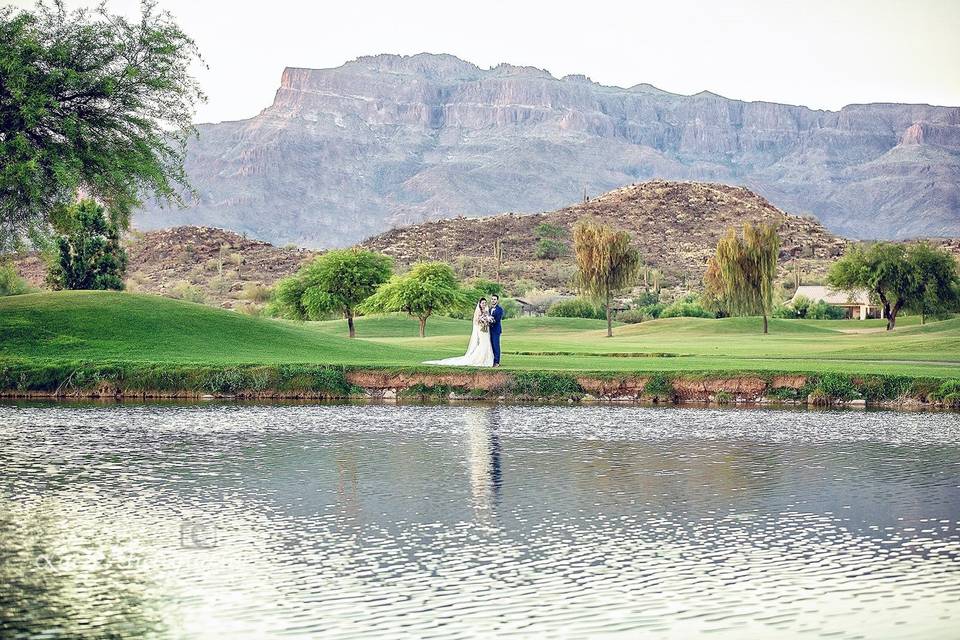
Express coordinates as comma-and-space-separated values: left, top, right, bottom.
572, 219, 643, 337
705, 223, 780, 334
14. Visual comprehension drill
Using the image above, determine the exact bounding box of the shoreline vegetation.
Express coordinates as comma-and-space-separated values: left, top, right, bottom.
2, 291, 958, 409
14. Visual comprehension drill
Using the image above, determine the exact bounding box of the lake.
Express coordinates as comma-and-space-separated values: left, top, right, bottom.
1, 403, 959, 639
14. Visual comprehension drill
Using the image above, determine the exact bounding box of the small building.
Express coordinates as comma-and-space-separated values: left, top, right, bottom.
789, 285, 882, 320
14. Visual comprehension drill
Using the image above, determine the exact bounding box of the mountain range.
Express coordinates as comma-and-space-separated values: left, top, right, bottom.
134, 53, 960, 246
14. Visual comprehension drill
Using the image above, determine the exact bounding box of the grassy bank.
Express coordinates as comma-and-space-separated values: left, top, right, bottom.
1, 291, 958, 406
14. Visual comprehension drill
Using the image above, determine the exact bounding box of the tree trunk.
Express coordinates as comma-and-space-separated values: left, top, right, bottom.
762, 314, 768, 334
606, 291, 613, 338
887, 302, 903, 331
418, 316, 427, 338
347, 313, 355, 338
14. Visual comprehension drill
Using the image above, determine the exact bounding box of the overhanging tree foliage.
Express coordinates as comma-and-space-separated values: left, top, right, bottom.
572, 219, 643, 337
0, 0, 204, 251
705, 223, 780, 334
269, 249, 393, 337
829, 242, 959, 330
48, 199, 127, 290
361, 262, 465, 337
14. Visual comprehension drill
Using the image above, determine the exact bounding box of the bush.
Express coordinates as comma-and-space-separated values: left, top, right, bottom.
535, 222, 566, 239
615, 309, 646, 324
644, 373, 675, 400
170, 281, 206, 304
787, 295, 846, 319
810, 373, 861, 403
535, 238, 566, 260
660, 300, 713, 318
508, 372, 582, 398
930, 379, 960, 407
638, 302, 666, 319
0, 263, 29, 296
546, 298, 605, 319
773, 303, 798, 319
807, 301, 846, 320
240, 283, 272, 303
632, 291, 660, 307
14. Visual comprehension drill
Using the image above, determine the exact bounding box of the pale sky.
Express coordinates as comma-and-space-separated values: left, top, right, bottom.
9, 0, 960, 123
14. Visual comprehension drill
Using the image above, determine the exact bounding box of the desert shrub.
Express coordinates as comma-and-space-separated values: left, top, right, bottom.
535, 238, 566, 260
169, 281, 206, 304
0, 263, 30, 296
240, 283, 272, 303
660, 300, 713, 318
535, 222, 566, 238
508, 372, 582, 398
546, 298, 605, 319
236, 302, 263, 316
208, 276, 231, 296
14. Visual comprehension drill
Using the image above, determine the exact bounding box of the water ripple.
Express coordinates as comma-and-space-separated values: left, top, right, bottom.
1, 403, 959, 639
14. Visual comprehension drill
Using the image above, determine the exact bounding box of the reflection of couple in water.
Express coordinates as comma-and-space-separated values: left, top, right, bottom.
465, 407, 503, 519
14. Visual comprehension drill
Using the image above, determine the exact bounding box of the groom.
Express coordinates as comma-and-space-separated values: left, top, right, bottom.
489, 294, 504, 367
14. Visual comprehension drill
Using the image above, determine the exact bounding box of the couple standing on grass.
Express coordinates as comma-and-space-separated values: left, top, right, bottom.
425, 295, 504, 368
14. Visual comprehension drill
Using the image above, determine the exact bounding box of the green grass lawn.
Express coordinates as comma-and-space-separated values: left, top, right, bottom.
2, 291, 959, 378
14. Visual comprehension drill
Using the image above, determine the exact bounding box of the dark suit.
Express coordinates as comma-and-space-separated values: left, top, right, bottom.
489, 304, 504, 365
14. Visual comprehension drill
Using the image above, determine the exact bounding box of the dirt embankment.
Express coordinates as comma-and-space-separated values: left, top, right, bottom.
2, 367, 953, 409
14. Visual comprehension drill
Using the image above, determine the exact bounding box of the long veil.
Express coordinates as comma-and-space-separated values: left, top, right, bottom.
467, 304, 482, 353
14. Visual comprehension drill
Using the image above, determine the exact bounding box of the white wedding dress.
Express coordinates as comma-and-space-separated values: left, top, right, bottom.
424, 306, 495, 367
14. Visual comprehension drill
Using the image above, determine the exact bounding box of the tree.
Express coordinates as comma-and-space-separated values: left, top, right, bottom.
361, 262, 465, 337
0, 0, 204, 251
535, 238, 566, 260
269, 249, 392, 337
572, 219, 643, 337
48, 199, 127, 290
705, 223, 780, 333
828, 242, 959, 330
904, 243, 960, 325
534, 222, 567, 260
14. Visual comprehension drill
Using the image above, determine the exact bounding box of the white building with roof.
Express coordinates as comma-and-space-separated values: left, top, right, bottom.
789, 286, 882, 320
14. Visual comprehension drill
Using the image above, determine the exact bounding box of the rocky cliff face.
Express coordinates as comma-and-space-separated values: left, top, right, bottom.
135, 53, 960, 246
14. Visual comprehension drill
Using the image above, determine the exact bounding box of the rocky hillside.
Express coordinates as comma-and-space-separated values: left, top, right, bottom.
15, 227, 316, 310
135, 53, 960, 246
362, 180, 847, 289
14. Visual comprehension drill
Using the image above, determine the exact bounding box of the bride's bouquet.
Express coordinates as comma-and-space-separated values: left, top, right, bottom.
478, 311, 495, 333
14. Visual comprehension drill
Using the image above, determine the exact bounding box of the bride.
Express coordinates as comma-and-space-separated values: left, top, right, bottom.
424, 298, 495, 367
